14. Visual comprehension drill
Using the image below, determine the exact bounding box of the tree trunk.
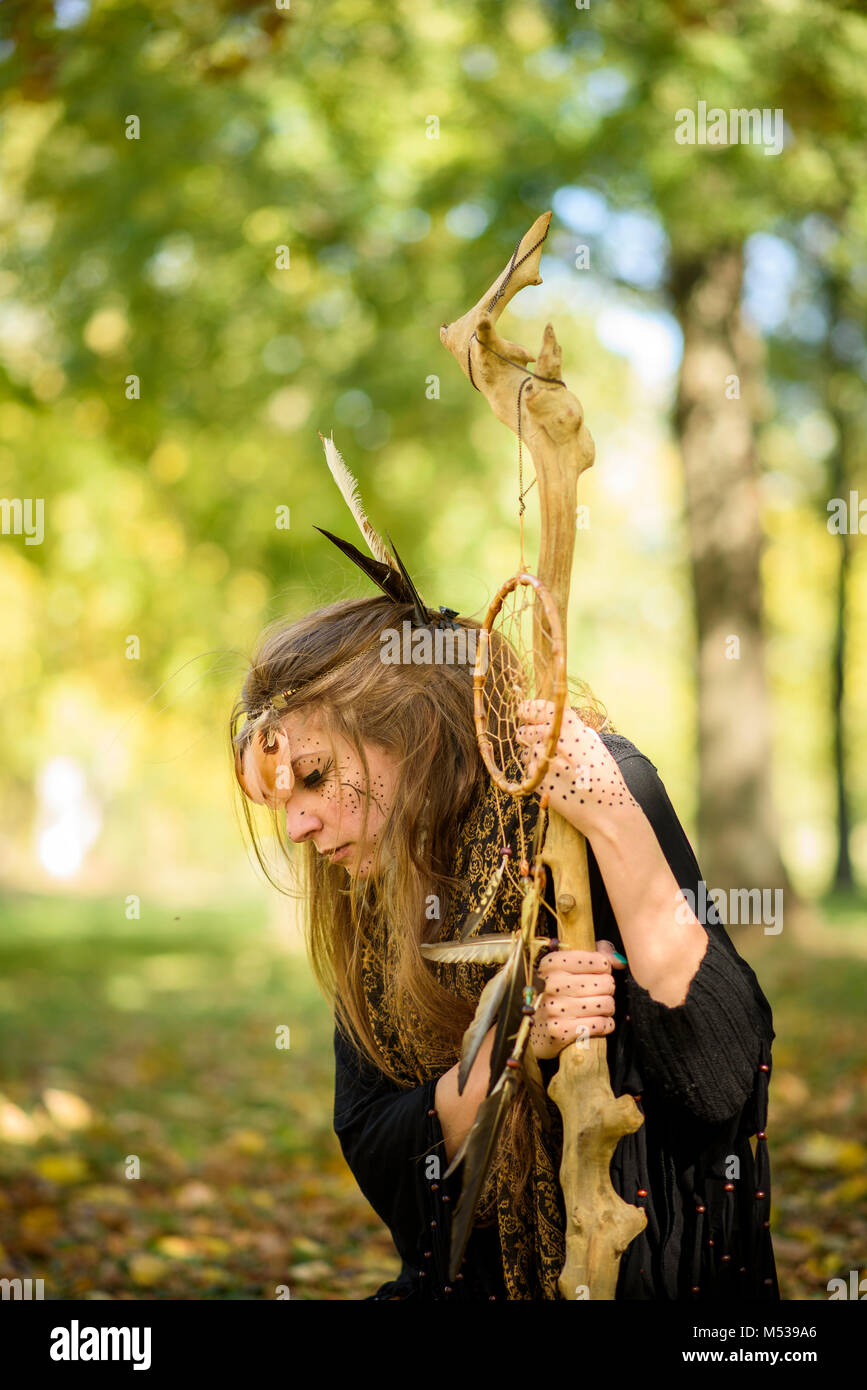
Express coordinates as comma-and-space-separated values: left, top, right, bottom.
672, 247, 791, 895
825, 272, 855, 892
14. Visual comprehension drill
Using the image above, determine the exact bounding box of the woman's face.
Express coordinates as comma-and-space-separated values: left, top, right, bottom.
238, 710, 400, 878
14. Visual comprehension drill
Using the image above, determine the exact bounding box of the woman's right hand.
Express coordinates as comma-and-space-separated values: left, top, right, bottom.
529, 939, 624, 1060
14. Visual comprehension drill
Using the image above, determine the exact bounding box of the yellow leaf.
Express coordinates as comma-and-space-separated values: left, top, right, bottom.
35, 1153, 88, 1184
42, 1089, 93, 1132
0, 1098, 39, 1145
228, 1129, 267, 1155
791, 1132, 866, 1172
155, 1236, 197, 1261
20, 1206, 59, 1238
128, 1253, 168, 1287
818, 1174, 867, 1207
73, 1184, 133, 1208
291, 1236, 326, 1259
194, 1266, 229, 1287
197, 1236, 230, 1258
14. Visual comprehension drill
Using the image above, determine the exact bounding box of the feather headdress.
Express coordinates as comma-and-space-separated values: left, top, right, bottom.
316, 431, 458, 631
241, 433, 459, 729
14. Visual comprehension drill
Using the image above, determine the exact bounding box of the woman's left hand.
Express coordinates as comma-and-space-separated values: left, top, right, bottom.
515, 699, 638, 838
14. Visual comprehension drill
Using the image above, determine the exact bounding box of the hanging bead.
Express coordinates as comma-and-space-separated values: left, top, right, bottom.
637, 1188, 648, 1198
755, 1190, 766, 1199
427, 1107, 437, 1118
759, 1064, 770, 1072
431, 1183, 440, 1192
696, 1205, 706, 1214
691, 1285, 700, 1294
724, 1182, 735, 1192
757, 1130, 767, 1140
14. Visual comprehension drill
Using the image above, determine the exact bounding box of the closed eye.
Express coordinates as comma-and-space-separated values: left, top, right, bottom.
302, 757, 333, 789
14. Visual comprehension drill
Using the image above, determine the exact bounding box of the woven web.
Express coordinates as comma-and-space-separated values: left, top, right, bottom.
478, 579, 558, 794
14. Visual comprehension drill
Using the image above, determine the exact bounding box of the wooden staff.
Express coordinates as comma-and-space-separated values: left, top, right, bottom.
440, 211, 647, 1299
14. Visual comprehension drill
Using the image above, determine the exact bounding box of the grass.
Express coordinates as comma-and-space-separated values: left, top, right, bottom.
0, 891, 864, 1300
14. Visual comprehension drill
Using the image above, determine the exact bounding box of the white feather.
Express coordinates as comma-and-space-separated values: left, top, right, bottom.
319, 431, 393, 568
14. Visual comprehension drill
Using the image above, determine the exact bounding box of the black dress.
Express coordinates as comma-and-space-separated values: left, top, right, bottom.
332, 732, 780, 1300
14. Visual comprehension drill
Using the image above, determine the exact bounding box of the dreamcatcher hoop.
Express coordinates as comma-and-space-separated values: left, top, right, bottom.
473, 570, 567, 796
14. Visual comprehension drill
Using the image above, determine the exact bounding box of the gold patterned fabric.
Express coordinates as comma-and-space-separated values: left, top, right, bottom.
360, 774, 567, 1300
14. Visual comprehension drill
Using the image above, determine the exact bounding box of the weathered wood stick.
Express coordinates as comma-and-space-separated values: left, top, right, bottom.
440, 211, 646, 1299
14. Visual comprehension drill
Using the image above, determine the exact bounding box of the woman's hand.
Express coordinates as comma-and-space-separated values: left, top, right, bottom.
530, 940, 626, 1060
515, 699, 638, 838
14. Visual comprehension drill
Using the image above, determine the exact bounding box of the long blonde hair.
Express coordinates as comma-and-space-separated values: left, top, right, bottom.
230, 594, 610, 1213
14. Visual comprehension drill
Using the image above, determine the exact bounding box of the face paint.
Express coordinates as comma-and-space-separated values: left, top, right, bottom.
238, 712, 399, 878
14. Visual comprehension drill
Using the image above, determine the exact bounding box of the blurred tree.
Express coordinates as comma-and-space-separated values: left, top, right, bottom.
544, 0, 867, 891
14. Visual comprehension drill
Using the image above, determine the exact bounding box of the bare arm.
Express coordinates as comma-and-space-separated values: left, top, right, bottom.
434, 1025, 496, 1166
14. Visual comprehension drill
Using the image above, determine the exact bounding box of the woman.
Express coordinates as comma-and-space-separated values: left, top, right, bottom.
231, 591, 779, 1301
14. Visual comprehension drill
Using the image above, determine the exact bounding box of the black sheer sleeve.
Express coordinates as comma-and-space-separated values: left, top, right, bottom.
332, 1024, 450, 1275
332, 1025, 505, 1297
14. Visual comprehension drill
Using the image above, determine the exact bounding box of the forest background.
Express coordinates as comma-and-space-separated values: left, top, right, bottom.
0, 0, 864, 1300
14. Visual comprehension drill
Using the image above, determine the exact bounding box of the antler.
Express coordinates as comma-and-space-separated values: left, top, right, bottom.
441, 211, 646, 1300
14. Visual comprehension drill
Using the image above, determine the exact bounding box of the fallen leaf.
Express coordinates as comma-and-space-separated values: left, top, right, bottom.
197, 1236, 231, 1258
287, 1260, 333, 1282
791, 1132, 867, 1172
0, 1098, 39, 1144
128, 1253, 169, 1286
35, 1153, 89, 1184
19, 1206, 60, 1239
155, 1236, 197, 1260
174, 1181, 217, 1209
228, 1129, 267, 1155
42, 1089, 94, 1131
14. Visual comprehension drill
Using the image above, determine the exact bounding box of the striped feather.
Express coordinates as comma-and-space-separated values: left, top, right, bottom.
419, 935, 516, 965
457, 951, 515, 1095
458, 854, 507, 941
319, 431, 394, 568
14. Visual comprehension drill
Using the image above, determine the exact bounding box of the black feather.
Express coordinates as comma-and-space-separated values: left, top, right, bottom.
521, 1046, 552, 1135
384, 530, 430, 628
487, 944, 525, 1096
445, 1067, 519, 1282
313, 527, 414, 607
